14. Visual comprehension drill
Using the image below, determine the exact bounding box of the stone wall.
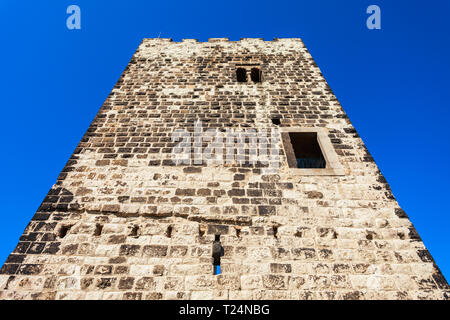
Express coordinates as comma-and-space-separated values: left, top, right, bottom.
0, 38, 448, 300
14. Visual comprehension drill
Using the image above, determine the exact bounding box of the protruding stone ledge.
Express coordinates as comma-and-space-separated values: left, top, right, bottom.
181, 39, 199, 43
208, 38, 229, 42
143, 38, 173, 42
273, 38, 303, 42
239, 38, 264, 42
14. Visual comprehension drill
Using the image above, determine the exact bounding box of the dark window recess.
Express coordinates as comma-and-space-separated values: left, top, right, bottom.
272, 225, 279, 239
271, 118, 281, 126
212, 235, 224, 275
283, 132, 326, 168
94, 224, 103, 236
165, 225, 173, 238
250, 68, 262, 82
57, 225, 73, 238
236, 68, 247, 82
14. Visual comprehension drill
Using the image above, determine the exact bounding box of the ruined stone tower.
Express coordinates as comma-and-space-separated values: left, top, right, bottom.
0, 38, 448, 300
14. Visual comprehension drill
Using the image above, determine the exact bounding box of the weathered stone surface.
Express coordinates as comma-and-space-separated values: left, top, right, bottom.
0, 38, 446, 300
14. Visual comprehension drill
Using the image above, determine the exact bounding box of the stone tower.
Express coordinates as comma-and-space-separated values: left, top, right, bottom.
0, 38, 448, 300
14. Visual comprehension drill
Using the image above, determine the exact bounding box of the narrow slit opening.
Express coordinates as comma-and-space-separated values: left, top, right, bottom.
273, 225, 279, 239
213, 264, 221, 275
94, 224, 103, 236
212, 234, 223, 275
166, 225, 173, 238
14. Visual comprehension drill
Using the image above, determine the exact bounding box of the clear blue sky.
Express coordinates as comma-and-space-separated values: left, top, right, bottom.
1, 1, 449, 279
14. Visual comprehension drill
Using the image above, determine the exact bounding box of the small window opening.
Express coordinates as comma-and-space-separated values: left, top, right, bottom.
94, 224, 103, 236
250, 68, 262, 83
212, 234, 224, 275
166, 225, 173, 238
58, 224, 73, 238
288, 132, 326, 168
271, 118, 281, 126
236, 68, 247, 83
235, 227, 241, 238
272, 225, 279, 239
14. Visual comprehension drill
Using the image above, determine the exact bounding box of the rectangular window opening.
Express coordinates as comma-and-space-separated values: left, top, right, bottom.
250, 68, 262, 83
235, 65, 262, 83
236, 68, 247, 82
271, 117, 281, 126
287, 132, 326, 169
281, 128, 345, 176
